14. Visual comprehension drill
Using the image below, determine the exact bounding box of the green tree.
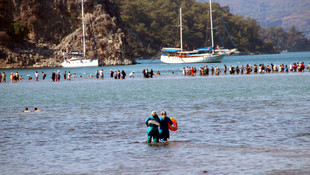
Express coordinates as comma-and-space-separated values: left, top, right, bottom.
116, 0, 281, 56
260, 25, 310, 52
12, 21, 29, 42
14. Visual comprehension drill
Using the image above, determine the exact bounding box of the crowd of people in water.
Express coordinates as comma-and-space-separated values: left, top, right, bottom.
142, 69, 161, 78
1, 62, 309, 84
182, 62, 310, 76
0, 69, 129, 83
109, 69, 127, 79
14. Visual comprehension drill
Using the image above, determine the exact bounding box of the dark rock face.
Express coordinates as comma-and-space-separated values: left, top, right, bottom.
0, 0, 135, 68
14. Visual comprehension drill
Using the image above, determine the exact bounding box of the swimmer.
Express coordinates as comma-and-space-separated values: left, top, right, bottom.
22, 108, 31, 112
155, 70, 160, 76
33, 108, 41, 112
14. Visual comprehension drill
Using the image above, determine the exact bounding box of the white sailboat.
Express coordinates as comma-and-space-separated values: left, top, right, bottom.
61, 0, 98, 68
161, 0, 224, 64
216, 47, 240, 56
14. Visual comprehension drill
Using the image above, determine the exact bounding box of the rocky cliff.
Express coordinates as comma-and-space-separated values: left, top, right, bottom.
0, 0, 135, 68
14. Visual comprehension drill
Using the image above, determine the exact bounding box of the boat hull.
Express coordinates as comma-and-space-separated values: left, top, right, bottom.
160, 54, 224, 64
61, 59, 98, 68
216, 49, 240, 56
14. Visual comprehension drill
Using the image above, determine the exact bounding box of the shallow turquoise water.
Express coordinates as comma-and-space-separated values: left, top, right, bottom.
1, 52, 310, 174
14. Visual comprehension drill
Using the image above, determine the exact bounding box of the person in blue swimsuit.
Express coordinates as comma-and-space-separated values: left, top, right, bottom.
145, 111, 160, 143
159, 110, 173, 142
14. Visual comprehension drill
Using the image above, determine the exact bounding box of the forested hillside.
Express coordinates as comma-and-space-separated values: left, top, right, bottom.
116, 0, 276, 55
115, 0, 276, 56
200, 0, 310, 39
115, 0, 309, 57
261, 26, 310, 52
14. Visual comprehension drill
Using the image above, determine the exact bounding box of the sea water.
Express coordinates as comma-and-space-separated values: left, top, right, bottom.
1, 52, 310, 174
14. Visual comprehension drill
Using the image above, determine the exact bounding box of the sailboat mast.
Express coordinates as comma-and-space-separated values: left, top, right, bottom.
209, 0, 214, 53
81, 0, 86, 58
180, 8, 183, 52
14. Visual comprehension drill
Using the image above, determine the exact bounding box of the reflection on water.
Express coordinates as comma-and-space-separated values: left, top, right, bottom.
1, 52, 310, 174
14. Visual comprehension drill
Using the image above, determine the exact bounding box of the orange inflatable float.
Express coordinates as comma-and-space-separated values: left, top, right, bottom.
168, 118, 178, 131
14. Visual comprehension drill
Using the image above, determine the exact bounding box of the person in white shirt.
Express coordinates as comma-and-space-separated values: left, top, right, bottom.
35, 71, 39, 81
